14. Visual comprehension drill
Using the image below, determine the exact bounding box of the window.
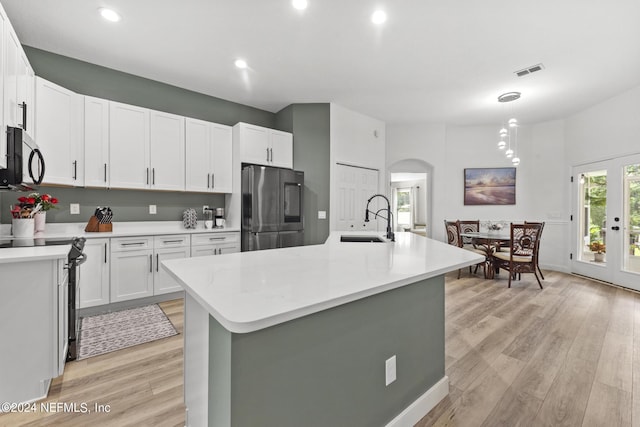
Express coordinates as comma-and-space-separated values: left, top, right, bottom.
396, 188, 411, 227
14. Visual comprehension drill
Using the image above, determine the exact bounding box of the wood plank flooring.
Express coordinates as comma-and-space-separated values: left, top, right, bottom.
2, 272, 639, 426
417, 270, 640, 427
0, 299, 186, 427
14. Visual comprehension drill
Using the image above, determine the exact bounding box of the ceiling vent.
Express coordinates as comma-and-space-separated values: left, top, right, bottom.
515, 63, 544, 77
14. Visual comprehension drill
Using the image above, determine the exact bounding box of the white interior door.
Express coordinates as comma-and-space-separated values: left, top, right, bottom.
335, 164, 382, 231
572, 154, 640, 290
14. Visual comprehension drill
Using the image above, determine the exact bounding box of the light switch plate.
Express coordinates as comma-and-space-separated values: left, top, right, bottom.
318, 210, 327, 219
149, 205, 157, 214
70, 203, 80, 215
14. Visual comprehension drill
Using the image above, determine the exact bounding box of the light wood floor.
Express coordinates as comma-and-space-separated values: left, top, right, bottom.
417, 269, 640, 427
2, 272, 639, 427
0, 299, 186, 427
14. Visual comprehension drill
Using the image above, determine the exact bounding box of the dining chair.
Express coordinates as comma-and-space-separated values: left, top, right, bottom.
444, 220, 486, 279
458, 220, 480, 247
525, 221, 546, 279
492, 223, 543, 288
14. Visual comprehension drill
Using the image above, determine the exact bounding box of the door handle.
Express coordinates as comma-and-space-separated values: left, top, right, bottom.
611, 226, 620, 231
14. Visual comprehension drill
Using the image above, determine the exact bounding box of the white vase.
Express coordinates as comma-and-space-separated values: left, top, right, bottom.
12, 218, 35, 238
594, 252, 605, 263
34, 211, 46, 232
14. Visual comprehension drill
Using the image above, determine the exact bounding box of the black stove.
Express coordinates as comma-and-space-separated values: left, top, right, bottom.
0, 237, 75, 248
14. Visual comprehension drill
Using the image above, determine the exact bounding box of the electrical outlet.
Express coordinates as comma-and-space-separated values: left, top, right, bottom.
203, 205, 209, 214
385, 355, 396, 386
318, 210, 327, 219
149, 205, 157, 214
70, 203, 80, 215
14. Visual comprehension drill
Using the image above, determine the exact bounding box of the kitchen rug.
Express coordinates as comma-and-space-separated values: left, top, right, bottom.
78, 304, 178, 360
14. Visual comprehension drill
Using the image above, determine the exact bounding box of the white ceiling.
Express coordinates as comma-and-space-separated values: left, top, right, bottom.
3, 0, 640, 126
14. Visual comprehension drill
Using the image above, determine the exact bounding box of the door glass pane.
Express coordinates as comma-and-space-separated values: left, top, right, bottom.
396, 188, 411, 227
623, 164, 640, 273
578, 170, 607, 264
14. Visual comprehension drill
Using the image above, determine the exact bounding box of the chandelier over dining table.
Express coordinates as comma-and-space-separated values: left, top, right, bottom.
497, 91, 521, 166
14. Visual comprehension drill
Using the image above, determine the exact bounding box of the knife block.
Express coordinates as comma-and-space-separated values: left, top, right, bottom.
84, 216, 113, 232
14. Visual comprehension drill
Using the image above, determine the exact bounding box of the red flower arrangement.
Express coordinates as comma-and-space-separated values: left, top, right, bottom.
17, 192, 59, 211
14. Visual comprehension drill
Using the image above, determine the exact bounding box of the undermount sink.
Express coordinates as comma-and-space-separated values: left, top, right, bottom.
340, 235, 385, 243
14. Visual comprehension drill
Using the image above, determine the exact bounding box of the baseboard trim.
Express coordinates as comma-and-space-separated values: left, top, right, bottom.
385, 376, 449, 427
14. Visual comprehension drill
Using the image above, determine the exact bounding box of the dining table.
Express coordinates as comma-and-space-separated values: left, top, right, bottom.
460, 231, 511, 279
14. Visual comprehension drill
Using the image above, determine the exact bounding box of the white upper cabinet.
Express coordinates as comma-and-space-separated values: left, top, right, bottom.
109, 101, 150, 189
185, 118, 232, 193
150, 110, 185, 191
235, 122, 293, 169
84, 96, 110, 188
34, 77, 83, 186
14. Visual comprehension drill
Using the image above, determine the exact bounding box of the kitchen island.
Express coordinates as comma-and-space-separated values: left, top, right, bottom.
162, 232, 483, 427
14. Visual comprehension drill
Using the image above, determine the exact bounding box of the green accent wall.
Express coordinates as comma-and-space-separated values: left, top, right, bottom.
276, 104, 330, 245
207, 275, 445, 426
1, 47, 279, 224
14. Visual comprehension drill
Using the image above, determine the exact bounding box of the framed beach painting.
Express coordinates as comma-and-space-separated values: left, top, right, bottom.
464, 167, 516, 205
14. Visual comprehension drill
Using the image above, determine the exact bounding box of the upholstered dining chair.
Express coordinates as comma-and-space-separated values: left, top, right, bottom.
492, 222, 543, 289
524, 221, 546, 279
444, 220, 486, 279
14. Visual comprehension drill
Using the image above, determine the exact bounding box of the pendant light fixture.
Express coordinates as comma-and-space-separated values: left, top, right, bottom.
497, 92, 521, 166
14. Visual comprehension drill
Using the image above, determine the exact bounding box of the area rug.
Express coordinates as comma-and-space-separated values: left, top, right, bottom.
78, 304, 178, 360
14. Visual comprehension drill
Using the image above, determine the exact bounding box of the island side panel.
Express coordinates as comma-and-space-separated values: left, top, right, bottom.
222, 275, 445, 427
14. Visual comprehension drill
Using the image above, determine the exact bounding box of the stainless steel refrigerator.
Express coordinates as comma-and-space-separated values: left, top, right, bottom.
241, 164, 304, 251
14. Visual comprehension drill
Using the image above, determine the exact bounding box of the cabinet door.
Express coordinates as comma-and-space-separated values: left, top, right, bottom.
79, 239, 110, 308
109, 101, 150, 189
84, 96, 110, 188
191, 246, 217, 257
150, 110, 185, 191
154, 247, 189, 295
216, 242, 240, 255
239, 123, 270, 166
185, 118, 211, 192
270, 130, 293, 169
211, 123, 233, 193
17, 52, 35, 139
110, 249, 154, 302
3, 27, 19, 130
35, 77, 83, 186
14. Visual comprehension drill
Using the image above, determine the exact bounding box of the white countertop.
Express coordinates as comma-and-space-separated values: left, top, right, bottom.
0, 221, 239, 240
0, 244, 70, 264
162, 231, 484, 333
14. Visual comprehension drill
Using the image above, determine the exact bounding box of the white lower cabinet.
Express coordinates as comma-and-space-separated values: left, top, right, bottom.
109, 235, 189, 303
153, 235, 190, 295
191, 232, 240, 256
79, 238, 110, 308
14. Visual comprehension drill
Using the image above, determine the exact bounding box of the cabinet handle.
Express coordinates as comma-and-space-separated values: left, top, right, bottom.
150, 254, 153, 273
146, 168, 149, 184
209, 237, 225, 241
207, 173, 210, 188
104, 164, 107, 182
104, 243, 107, 263
270, 148, 273, 162
163, 239, 183, 244
156, 254, 159, 272
152, 168, 155, 185
219, 248, 223, 255
211, 173, 215, 189
73, 160, 77, 180
121, 242, 146, 247
266, 147, 270, 162
19, 102, 27, 131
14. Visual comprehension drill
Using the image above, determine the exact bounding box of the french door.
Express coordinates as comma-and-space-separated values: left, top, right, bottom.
572, 154, 640, 290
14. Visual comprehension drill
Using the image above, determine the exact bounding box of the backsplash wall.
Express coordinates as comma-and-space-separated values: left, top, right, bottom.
0, 188, 225, 224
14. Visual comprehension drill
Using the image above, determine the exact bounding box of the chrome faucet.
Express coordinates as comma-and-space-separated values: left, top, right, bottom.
364, 194, 395, 241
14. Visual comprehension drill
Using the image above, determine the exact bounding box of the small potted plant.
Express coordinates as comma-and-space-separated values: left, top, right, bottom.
590, 241, 606, 262
15, 193, 59, 232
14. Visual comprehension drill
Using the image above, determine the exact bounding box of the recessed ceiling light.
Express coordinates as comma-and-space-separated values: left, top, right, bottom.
371, 10, 387, 24
234, 59, 248, 69
292, 0, 308, 10
98, 7, 121, 22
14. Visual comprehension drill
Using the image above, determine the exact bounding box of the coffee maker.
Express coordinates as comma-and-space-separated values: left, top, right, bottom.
215, 208, 225, 228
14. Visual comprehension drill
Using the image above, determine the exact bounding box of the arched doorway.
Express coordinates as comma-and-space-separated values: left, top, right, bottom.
387, 159, 433, 238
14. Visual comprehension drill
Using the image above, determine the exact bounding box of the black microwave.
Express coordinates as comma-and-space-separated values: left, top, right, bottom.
0, 126, 45, 190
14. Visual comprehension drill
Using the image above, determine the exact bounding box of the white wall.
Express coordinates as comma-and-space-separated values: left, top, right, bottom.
387, 120, 568, 271
330, 103, 386, 231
